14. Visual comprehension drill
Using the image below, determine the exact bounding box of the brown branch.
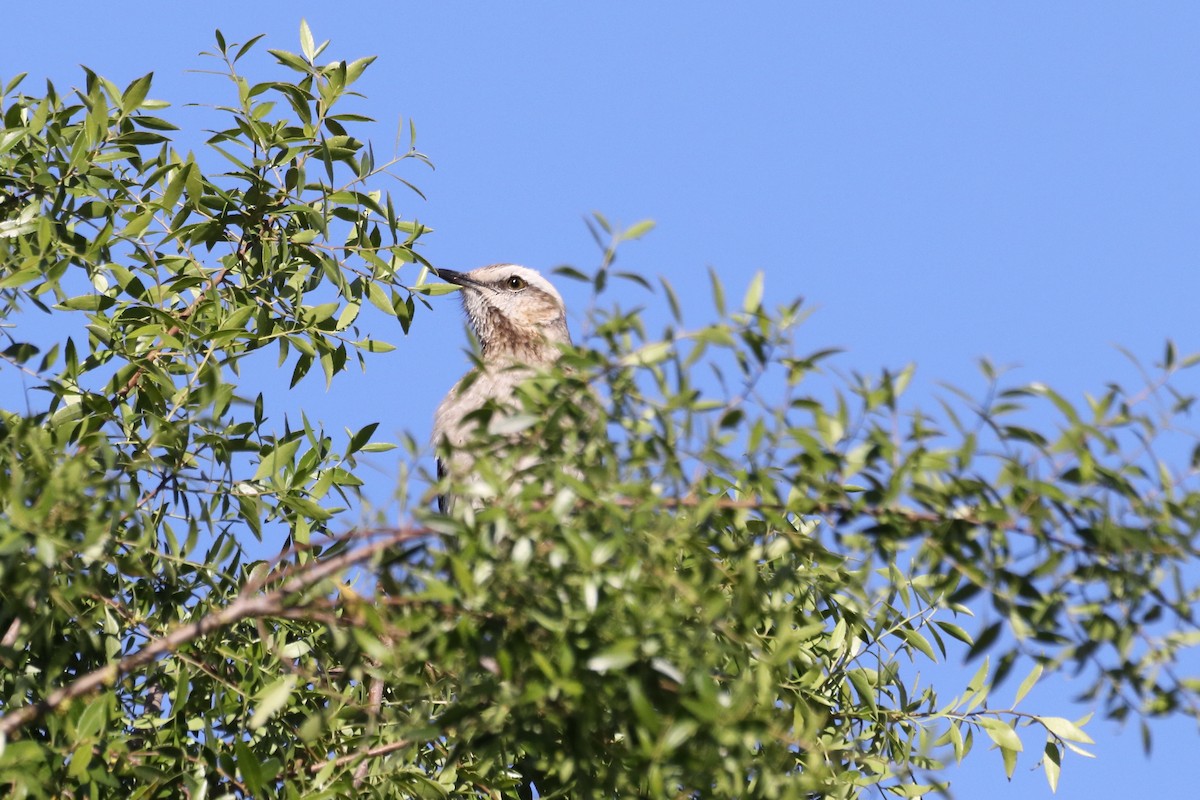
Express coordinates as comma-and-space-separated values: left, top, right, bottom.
307, 739, 413, 775
1, 616, 21, 649
353, 673, 388, 787
0, 525, 432, 738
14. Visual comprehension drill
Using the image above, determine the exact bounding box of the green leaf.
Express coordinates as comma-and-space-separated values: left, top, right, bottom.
3, 71, 28, 94
1001, 742, 1019, 779
978, 717, 1023, 752
412, 282, 461, 297
123, 208, 155, 239
587, 646, 637, 673
892, 363, 915, 398
299, 19, 316, 63
58, 295, 113, 312
0, 204, 37, 239
268, 48, 312, 73
345, 55, 377, 85
254, 437, 303, 482
553, 265, 590, 283
249, 675, 298, 730
966, 621, 1002, 661
2, 342, 39, 364
367, 281, 396, 315
236, 740, 262, 793
160, 163, 189, 212
661, 277, 682, 323
1013, 664, 1043, 707
619, 341, 672, 367
1040, 716, 1094, 744
353, 338, 396, 353
290, 229, 319, 244
897, 627, 937, 660
0, 267, 40, 289
742, 270, 764, 312
621, 218, 656, 241
235, 33, 267, 63
708, 266, 726, 316
75, 696, 109, 742
184, 159, 203, 203
349, 422, 379, 453
280, 495, 333, 520
488, 413, 539, 436
334, 301, 361, 331
934, 620, 973, 646
120, 72, 153, 113
1043, 741, 1061, 793
0, 127, 25, 155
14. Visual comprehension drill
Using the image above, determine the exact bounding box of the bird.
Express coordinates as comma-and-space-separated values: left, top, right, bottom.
431, 264, 573, 513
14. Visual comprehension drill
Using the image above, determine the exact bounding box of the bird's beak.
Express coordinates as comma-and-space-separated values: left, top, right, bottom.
433, 268, 472, 287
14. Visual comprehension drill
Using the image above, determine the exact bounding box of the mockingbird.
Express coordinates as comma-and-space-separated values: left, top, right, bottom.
431, 264, 572, 513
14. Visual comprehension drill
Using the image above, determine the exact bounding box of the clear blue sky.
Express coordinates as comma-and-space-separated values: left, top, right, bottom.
6, 3, 1199, 797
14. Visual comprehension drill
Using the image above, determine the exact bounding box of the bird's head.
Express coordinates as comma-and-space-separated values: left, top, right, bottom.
435, 264, 571, 362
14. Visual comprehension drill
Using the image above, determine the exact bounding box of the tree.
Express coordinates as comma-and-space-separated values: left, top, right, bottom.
1, 24, 1197, 799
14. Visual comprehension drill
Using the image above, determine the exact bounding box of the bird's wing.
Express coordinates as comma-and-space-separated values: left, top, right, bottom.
436, 456, 448, 514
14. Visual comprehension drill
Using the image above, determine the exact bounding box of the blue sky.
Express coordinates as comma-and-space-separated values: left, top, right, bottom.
5, 3, 1199, 797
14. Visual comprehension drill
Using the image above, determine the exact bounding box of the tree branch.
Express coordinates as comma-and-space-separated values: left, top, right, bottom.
0, 525, 431, 738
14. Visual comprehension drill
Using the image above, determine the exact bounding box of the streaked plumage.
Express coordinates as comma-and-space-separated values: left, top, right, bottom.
431, 264, 572, 512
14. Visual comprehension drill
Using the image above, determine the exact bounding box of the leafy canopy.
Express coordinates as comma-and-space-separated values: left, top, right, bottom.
0, 22, 1197, 800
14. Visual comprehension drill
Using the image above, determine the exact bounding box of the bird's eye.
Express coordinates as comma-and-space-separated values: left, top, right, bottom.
505, 275, 526, 290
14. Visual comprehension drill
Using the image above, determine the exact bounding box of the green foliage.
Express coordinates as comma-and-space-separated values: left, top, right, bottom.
1, 25, 1198, 800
